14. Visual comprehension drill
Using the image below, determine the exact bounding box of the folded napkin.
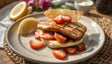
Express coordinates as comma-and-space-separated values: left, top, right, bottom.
0, 1, 18, 48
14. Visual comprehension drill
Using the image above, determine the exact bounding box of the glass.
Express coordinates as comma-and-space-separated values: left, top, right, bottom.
96, 0, 112, 14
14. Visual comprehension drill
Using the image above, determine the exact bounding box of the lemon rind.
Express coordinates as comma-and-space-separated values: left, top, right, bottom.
18, 17, 40, 34
10, 1, 27, 20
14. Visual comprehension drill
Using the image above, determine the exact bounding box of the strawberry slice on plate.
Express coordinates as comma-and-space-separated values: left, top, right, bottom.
77, 43, 86, 51
34, 30, 41, 39
29, 40, 44, 49
54, 32, 67, 43
53, 15, 63, 23
62, 15, 72, 23
40, 32, 55, 40
52, 49, 66, 59
65, 47, 77, 55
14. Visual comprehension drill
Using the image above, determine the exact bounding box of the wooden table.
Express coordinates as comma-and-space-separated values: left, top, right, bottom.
0, 5, 112, 64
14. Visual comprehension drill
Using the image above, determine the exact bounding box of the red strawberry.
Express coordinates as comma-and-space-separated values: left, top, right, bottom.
65, 47, 77, 55
34, 30, 40, 39
77, 43, 86, 51
54, 32, 67, 43
53, 15, 63, 23
62, 15, 72, 23
29, 40, 44, 49
40, 32, 55, 40
52, 49, 66, 59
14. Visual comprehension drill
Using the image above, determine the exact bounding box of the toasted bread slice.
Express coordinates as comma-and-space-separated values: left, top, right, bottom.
44, 9, 83, 22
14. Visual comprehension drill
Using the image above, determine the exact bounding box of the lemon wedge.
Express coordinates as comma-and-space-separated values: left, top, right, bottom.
10, 2, 27, 20
18, 17, 40, 35
27, 6, 33, 14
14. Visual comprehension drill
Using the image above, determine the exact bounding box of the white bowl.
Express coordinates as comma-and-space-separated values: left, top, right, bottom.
74, 0, 94, 14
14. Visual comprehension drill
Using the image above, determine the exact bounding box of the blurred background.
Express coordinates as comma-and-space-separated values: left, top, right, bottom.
0, 0, 112, 14
0, 0, 112, 13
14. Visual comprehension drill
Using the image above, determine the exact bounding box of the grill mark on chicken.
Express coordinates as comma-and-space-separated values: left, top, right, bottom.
62, 23, 84, 37
71, 22, 86, 29
38, 19, 86, 40
68, 23, 85, 33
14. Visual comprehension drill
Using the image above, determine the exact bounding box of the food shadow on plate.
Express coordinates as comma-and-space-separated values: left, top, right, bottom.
75, 33, 100, 55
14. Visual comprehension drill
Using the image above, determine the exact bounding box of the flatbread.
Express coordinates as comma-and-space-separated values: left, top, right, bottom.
44, 9, 83, 22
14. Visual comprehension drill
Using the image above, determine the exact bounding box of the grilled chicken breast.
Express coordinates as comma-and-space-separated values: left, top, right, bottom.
37, 19, 86, 40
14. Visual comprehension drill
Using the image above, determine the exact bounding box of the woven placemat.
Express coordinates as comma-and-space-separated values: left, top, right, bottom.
3, 13, 112, 64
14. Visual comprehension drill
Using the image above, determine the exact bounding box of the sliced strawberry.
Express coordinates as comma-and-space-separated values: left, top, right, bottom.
29, 40, 44, 49
53, 15, 63, 23
52, 49, 66, 59
65, 47, 77, 55
77, 43, 86, 51
62, 15, 72, 23
34, 30, 40, 39
40, 32, 55, 40
54, 32, 67, 43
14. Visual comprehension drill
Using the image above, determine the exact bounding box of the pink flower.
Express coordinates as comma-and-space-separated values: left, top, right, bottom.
19, 0, 34, 6
35, 0, 42, 10
19, 0, 52, 11
35, 0, 51, 10
42, 0, 51, 10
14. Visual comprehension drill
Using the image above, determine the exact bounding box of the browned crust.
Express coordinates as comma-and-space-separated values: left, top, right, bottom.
38, 19, 86, 40
44, 9, 83, 22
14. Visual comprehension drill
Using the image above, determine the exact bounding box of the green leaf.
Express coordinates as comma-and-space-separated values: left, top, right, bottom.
36, 9, 43, 12
51, 2, 60, 8
48, 7, 53, 9
60, 5, 73, 9
33, 7, 36, 11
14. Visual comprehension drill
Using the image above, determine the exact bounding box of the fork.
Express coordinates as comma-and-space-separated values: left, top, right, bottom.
86, 35, 95, 51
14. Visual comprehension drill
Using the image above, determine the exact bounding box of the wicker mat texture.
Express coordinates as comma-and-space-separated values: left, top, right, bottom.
3, 13, 112, 64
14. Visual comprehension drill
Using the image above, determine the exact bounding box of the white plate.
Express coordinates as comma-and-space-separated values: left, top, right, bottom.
6, 13, 105, 64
